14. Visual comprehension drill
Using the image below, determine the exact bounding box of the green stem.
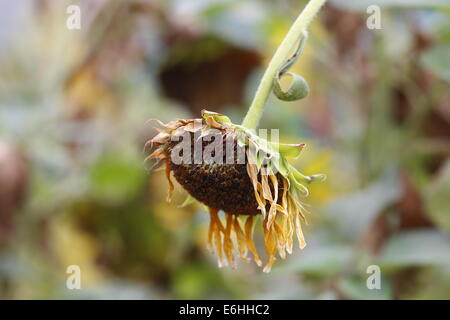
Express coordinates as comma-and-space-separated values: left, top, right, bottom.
241, 0, 327, 130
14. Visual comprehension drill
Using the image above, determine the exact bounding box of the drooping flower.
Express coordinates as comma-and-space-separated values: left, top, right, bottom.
145, 110, 324, 272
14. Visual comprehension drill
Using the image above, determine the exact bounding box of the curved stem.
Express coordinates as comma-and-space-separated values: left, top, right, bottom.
241, 0, 327, 130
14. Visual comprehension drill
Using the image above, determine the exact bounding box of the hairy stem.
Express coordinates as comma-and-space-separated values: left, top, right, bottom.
241, 0, 327, 130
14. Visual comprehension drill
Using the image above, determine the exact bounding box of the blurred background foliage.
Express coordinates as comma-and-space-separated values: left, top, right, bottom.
0, 0, 449, 299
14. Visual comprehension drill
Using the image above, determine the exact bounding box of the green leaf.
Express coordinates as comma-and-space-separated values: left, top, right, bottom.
425, 160, 450, 234
274, 245, 353, 276
325, 168, 401, 240
421, 44, 450, 82
377, 229, 450, 270
338, 275, 393, 300
89, 152, 144, 203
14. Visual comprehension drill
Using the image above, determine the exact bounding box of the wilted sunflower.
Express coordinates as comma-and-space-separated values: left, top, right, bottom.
145, 110, 324, 272
145, 0, 327, 272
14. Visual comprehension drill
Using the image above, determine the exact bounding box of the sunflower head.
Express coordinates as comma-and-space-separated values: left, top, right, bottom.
145, 110, 324, 272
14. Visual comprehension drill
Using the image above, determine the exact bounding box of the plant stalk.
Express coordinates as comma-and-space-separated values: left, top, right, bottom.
241, 0, 327, 130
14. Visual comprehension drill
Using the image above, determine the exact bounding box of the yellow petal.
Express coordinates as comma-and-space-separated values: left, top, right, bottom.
245, 216, 262, 266
164, 159, 174, 203
233, 216, 250, 262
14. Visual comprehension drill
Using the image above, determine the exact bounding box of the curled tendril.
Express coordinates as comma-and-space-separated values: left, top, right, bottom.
273, 31, 310, 101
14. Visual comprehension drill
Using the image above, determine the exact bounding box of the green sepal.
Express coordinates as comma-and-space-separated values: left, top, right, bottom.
288, 172, 309, 196
272, 142, 305, 158
201, 109, 232, 124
